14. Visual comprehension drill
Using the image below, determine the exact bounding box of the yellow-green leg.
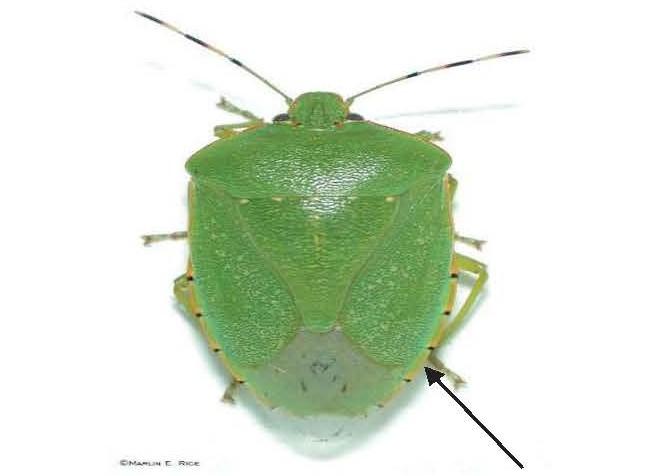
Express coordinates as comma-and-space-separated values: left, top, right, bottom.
427, 353, 467, 388
415, 130, 444, 142
455, 233, 487, 250
213, 96, 265, 138
426, 253, 488, 388
174, 268, 244, 404
214, 120, 264, 139
425, 174, 488, 387
447, 175, 487, 250
439, 253, 489, 345
442, 175, 488, 342
141, 231, 187, 246
221, 379, 242, 404
173, 272, 201, 323
216, 96, 261, 121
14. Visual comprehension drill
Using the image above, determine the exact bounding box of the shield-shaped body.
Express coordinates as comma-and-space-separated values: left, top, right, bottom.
135, 13, 522, 417
184, 111, 454, 416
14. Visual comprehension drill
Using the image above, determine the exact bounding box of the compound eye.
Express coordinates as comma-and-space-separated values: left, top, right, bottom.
346, 113, 364, 121
273, 113, 290, 122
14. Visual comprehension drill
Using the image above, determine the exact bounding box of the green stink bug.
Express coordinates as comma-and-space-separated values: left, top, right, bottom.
137, 11, 528, 417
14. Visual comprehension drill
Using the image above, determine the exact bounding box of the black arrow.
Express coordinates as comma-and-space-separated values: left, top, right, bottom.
423, 367, 523, 469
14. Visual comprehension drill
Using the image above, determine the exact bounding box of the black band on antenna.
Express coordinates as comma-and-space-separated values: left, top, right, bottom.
135, 11, 292, 105
346, 49, 529, 104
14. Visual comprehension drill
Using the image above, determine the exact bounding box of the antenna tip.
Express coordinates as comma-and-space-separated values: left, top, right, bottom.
496, 49, 530, 58
134, 11, 163, 25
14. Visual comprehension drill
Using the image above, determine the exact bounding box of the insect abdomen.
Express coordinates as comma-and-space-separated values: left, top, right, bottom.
190, 177, 452, 415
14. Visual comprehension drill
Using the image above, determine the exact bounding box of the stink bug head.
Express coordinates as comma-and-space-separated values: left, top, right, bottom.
287, 92, 350, 128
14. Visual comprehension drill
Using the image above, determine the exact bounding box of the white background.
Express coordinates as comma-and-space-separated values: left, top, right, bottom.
1, 1, 658, 475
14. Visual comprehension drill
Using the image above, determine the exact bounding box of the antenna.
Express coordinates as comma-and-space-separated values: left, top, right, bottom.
346, 49, 529, 105
135, 11, 292, 104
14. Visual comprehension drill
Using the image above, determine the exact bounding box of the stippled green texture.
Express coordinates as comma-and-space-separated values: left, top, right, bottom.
186, 122, 447, 196
340, 180, 453, 366
186, 93, 454, 415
